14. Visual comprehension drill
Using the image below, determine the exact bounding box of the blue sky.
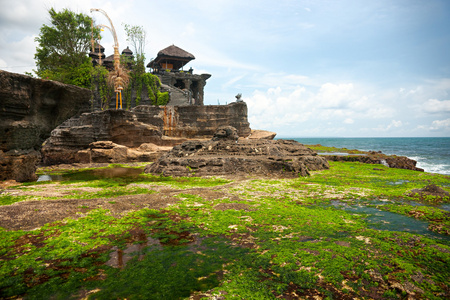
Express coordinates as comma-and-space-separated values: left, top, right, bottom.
1, 0, 450, 137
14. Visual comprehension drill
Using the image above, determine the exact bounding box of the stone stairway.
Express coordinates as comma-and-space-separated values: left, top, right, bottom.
160, 84, 190, 106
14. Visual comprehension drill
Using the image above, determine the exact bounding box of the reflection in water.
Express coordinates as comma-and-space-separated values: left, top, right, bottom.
106, 236, 162, 268
330, 200, 450, 242
37, 167, 144, 182
92, 167, 144, 178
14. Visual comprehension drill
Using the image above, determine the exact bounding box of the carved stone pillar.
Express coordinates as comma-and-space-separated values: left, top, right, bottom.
183, 79, 192, 90
197, 83, 204, 105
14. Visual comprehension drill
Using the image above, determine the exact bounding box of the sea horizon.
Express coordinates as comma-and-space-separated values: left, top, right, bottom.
276, 137, 450, 175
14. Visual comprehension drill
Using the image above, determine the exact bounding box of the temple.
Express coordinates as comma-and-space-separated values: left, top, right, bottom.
89, 44, 134, 70
148, 45, 211, 106
90, 44, 210, 106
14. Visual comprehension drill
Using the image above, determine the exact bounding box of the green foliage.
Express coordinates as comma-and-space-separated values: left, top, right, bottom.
91, 57, 168, 108
157, 91, 170, 106
0, 194, 31, 206
90, 65, 113, 110
142, 73, 159, 105
34, 8, 97, 88
123, 23, 146, 70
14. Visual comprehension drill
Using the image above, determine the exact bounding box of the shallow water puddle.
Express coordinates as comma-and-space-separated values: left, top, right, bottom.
331, 201, 450, 241
105, 232, 206, 268
106, 236, 162, 268
37, 167, 144, 182
441, 204, 450, 212
91, 167, 144, 178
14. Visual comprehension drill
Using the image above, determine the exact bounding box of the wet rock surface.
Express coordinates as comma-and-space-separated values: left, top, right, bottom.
145, 137, 329, 178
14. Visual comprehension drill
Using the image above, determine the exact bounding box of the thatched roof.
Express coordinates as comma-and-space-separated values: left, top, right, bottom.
147, 45, 195, 70
157, 45, 195, 59
122, 46, 133, 56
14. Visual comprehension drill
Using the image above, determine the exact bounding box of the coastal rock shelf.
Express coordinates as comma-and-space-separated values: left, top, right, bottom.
322, 152, 424, 172
145, 138, 329, 178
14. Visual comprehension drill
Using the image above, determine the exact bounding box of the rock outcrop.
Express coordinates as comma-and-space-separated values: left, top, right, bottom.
323, 152, 424, 172
41, 103, 253, 165
0, 71, 91, 181
408, 184, 450, 202
41, 109, 165, 165
247, 129, 277, 140
145, 134, 329, 178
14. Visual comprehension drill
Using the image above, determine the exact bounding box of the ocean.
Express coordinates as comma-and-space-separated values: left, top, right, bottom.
281, 137, 450, 175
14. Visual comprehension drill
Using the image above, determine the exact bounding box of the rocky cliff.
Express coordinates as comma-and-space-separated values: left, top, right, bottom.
0, 71, 91, 181
41, 102, 252, 165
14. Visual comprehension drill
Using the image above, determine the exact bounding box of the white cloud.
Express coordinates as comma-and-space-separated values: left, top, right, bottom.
386, 120, 403, 130
245, 77, 397, 135
430, 119, 450, 131
422, 99, 450, 114
0, 35, 37, 74
314, 83, 354, 109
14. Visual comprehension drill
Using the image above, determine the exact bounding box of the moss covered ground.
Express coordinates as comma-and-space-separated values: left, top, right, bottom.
0, 160, 449, 299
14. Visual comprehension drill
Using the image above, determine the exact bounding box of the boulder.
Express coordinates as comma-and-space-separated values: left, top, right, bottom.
0, 71, 91, 181
145, 135, 329, 178
212, 125, 239, 141
89, 141, 128, 163
41, 109, 164, 165
247, 129, 277, 140
0, 150, 41, 182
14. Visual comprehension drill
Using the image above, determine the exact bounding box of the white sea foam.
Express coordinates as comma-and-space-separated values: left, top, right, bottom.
416, 161, 450, 175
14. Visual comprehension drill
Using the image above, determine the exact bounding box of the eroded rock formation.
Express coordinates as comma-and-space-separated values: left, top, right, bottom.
145, 129, 329, 178
41, 103, 252, 165
323, 152, 424, 172
0, 71, 91, 181
41, 109, 164, 165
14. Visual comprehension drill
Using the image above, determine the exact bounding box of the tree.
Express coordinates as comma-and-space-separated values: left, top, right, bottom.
123, 23, 147, 73
34, 8, 98, 88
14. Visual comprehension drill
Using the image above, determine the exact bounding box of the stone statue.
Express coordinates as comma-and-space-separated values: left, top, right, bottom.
235, 93, 243, 102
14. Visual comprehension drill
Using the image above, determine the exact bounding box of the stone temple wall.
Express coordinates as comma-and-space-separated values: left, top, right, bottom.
132, 102, 251, 138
